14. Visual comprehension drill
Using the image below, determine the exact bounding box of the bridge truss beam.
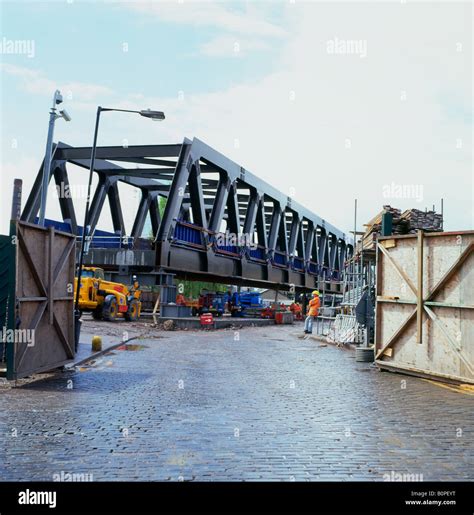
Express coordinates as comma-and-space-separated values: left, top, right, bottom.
21, 138, 352, 291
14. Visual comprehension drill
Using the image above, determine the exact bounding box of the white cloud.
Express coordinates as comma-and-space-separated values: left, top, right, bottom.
199, 34, 270, 57
124, 2, 471, 234
127, 1, 287, 38
125, 1, 286, 57
1, 2, 471, 237
1, 63, 113, 101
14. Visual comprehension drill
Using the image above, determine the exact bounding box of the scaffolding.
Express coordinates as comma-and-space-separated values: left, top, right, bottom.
339, 246, 376, 343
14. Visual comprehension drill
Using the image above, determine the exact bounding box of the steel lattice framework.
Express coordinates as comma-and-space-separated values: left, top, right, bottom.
22, 137, 352, 291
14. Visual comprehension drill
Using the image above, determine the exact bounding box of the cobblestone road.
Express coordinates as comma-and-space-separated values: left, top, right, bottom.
1, 324, 473, 481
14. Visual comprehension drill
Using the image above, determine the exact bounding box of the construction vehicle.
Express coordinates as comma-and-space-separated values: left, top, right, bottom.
194, 291, 228, 317
190, 289, 265, 318
74, 267, 142, 322
229, 291, 263, 317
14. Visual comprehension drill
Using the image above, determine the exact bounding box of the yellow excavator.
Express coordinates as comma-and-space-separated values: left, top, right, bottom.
74, 266, 142, 322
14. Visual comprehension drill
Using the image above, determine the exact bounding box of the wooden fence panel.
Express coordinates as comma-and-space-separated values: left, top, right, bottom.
375, 231, 474, 384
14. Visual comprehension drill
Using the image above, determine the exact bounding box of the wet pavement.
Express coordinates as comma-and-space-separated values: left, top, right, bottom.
1, 324, 473, 481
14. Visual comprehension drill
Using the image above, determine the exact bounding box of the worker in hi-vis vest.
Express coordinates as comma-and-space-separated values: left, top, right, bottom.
304, 290, 320, 334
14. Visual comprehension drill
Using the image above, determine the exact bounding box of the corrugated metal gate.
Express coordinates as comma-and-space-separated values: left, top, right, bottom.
0, 221, 76, 380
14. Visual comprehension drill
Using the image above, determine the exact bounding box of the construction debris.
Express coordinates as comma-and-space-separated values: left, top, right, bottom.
400, 208, 443, 232
361, 205, 443, 251
163, 320, 176, 331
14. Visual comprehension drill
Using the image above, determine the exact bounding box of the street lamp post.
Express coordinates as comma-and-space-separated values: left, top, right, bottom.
39, 90, 72, 226
74, 106, 165, 350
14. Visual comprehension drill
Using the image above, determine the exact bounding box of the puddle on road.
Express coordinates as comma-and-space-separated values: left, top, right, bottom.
115, 343, 149, 352
74, 343, 148, 372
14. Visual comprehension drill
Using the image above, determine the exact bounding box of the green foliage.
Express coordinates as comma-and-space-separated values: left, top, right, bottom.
148, 196, 168, 240
159, 196, 167, 218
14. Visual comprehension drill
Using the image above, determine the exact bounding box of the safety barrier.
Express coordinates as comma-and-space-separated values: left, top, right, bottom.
173, 221, 204, 247
293, 257, 305, 271
273, 251, 287, 267
314, 316, 336, 337
215, 244, 240, 255
247, 246, 266, 262
331, 314, 364, 344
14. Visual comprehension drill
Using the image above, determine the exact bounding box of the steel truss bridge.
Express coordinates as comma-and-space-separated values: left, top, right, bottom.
22, 137, 352, 291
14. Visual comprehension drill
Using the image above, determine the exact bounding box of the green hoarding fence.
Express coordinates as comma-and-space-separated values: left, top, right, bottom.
0, 232, 15, 377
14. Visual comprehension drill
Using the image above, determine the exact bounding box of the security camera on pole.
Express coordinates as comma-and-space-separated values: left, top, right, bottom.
38, 90, 72, 226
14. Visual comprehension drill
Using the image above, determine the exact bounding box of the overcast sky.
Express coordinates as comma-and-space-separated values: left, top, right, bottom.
1, 1, 472, 238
